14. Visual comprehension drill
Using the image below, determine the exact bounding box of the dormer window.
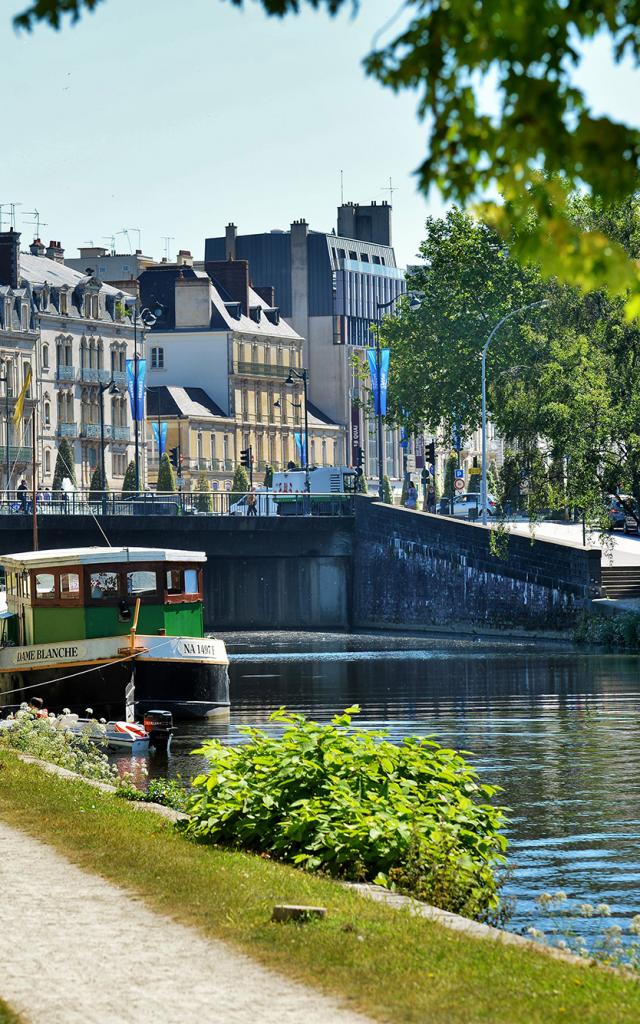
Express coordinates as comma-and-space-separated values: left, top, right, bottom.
249, 306, 262, 324
60, 291, 68, 316
22, 304, 30, 331
4, 300, 11, 331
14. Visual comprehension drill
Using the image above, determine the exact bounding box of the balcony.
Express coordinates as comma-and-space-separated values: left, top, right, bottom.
112, 425, 130, 442
234, 361, 294, 380
112, 371, 127, 388
80, 368, 111, 384
56, 365, 76, 382
58, 423, 78, 438
80, 423, 109, 439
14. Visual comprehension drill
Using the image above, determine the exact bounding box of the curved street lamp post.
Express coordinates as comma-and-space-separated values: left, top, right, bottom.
481, 300, 548, 526
285, 367, 310, 495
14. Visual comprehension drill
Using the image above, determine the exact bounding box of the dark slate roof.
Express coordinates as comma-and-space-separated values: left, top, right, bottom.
307, 400, 338, 426
147, 385, 227, 419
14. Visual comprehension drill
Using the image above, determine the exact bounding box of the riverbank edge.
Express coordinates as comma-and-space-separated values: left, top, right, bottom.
9, 752, 613, 970
2, 752, 640, 1024
351, 620, 576, 644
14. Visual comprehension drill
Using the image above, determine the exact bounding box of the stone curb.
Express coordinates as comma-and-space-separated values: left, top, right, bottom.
15, 753, 188, 822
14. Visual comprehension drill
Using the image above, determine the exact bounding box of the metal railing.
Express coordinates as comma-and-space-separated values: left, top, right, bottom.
0, 446, 32, 463
56, 365, 76, 381
0, 489, 355, 518
58, 423, 78, 438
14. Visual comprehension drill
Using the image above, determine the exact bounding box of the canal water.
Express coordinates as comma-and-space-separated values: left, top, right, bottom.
139, 631, 640, 939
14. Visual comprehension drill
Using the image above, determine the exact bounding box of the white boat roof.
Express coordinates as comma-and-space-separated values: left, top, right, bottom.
1, 546, 207, 570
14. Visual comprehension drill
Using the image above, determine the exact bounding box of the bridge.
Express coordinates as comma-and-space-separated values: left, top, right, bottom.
0, 498, 601, 634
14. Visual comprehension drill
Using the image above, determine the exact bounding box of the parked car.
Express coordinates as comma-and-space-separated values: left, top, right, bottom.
622, 497, 640, 534
606, 494, 628, 530
450, 492, 499, 519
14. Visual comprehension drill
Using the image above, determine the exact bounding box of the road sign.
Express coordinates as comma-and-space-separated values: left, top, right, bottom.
454, 469, 464, 480
454, 478, 465, 491
176, 476, 185, 487
469, 467, 481, 475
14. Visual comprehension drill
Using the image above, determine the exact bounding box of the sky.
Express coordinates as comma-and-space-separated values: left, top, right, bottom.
1, 0, 639, 269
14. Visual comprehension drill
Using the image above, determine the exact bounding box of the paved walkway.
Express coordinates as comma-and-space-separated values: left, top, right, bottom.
507, 520, 640, 565
0, 820, 372, 1024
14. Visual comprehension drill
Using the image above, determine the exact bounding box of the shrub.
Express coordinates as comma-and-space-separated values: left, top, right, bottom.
0, 708, 116, 784
121, 460, 137, 495
231, 465, 250, 503
88, 465, 108, 501
182, 707, 508, 921
382, 474, 393, 504
574, 611, 640, 650
116, 775, 189, 811
157, 452, 177, 493
195, 471, 213, 512
52, 437, 77, 493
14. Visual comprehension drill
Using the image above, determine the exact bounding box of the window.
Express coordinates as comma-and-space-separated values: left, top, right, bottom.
23, 363, 31, 397
60, 291, 68, 316
184, 569, 198, 594
349, 251, 357, 260
35, 573, 55, 599
372, 255, 381, 265
112, 452, 127, 476
42, 344, 49, 369
60, 572, 80, 600
44, 449, 51, 473
338, 249, 346, 259
361, 253, 369, 262
127, 570, 157, 596
44, 402, 51, 427
22, 304, 30, 331
151, 347, 164, 369
166, 569, 182, 595
90, 572, 119, 599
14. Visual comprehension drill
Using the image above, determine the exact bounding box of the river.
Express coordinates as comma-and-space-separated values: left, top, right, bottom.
136, 630, 640, 940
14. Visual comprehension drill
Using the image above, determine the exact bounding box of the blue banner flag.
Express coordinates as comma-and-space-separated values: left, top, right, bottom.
151, 420, 167, 456
367, 348, 390, 416
126, 358, 147, 421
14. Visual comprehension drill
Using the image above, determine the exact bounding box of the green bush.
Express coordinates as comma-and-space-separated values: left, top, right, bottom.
121, 460, 137, 495
0, 708, 116, 783
157, 452, 177, 493
182, 707, 508, 921
52, 437, 77, 493
574, 612, 640, 650
88, 465, 108, 501
382, 474, 393, 504
195, 472, 213, 512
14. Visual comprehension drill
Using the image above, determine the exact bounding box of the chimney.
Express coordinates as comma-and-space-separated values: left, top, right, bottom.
0, 230, 21, 288
254, 285, 275, 307
45, 240, 65, 263
225, 223, 237, 260
205, 258, 250, 316
177, 249, 194, 267
29, 237, 45, 257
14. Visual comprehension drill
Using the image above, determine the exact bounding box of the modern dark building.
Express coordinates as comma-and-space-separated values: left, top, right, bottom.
205, 202, 406, 479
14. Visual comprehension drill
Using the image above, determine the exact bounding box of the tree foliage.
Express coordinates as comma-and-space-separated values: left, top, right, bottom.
382, 474, 392, 504
157, 452, 177, 493
386, 201, 640, 523
88, 464, 107, 501
121, 460, 136, 495
52, 437, 76, 492
195, 471, 213, 512
231, 464, 250, 497
14, 1, 640, 305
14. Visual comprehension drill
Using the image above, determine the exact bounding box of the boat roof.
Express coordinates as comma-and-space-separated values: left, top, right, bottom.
1, 547, 207, 570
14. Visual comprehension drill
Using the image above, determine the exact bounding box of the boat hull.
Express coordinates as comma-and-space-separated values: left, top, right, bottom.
0, 635, 230, 720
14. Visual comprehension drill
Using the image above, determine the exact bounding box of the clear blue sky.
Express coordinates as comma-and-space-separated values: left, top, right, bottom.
1, 0, 639, 269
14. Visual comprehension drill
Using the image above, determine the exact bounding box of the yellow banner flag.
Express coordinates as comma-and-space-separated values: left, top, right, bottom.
13, 365, 32, 426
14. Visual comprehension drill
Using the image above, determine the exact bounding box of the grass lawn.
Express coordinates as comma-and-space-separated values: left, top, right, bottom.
1, 752, 638, 1024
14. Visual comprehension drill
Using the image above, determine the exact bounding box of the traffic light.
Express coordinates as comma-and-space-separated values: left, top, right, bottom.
355, 446, 364, 471
169, 446, 179, 469
426, 440, 436, 465
240, 446, 252, 468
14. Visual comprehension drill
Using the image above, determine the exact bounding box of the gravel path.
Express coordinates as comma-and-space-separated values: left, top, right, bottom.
0, 820, 373, 1024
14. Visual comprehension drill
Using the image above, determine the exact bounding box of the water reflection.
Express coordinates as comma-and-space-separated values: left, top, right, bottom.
145, 631, 640, 938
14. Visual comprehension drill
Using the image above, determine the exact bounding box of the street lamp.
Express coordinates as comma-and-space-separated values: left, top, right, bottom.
284, 368, 310, 493
0, 361, 10, 502
131, 303, 158, 492
99, 378, 120, 514
481, 300, 547, 525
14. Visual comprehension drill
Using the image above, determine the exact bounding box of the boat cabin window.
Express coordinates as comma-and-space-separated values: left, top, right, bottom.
166, 569, 182, 595
35, 573, 56, 599
60, 572, 80, 599
184, 569, 198, 595
90, 571, 119, 600
127, 570, 157, 596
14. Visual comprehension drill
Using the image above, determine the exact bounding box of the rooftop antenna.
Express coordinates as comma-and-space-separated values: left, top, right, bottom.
162, 236, 175, 261
381, 177, 397, 204
340, 169, 344, 205
128, 227, 142, 251
83, 239, 94, 247
1, 202, 23, 231
23, 209, 47, 238
102, 235, 116, 254
116, 228, 132, 254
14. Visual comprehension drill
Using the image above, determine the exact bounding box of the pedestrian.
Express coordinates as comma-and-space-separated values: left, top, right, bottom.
246, 488, 258, 517
17, 478, 27, 513
42, 487, 52, 504
427, 484, 436, 513
405, 481, 418, 510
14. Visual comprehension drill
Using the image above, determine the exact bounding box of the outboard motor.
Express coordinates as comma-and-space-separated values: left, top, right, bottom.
143, 709, 174, 753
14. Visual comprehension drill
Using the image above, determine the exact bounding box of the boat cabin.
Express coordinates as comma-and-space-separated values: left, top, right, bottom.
1, 547, 207, 646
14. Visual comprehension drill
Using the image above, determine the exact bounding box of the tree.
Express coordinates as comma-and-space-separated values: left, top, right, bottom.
467, 468, 481, 494
157, 452, 177, 493
195, 472, 213, 512
52, 437, 76, 493
88, 465, 107, 501
16, 1, 640, 309
121, 460, 136, 496
382, 475, 392, 505
356, 471, 368, 495
231, 464, 250, 501
263, 465, 273, 487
